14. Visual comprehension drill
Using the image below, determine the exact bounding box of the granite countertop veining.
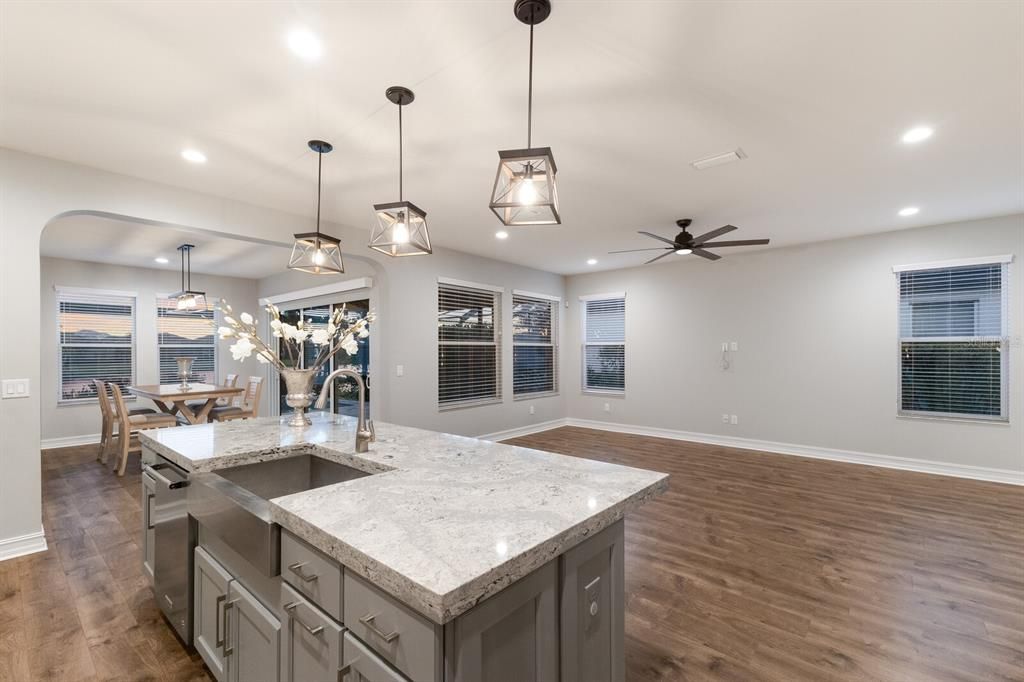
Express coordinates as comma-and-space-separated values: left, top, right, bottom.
140, 413, 668, 623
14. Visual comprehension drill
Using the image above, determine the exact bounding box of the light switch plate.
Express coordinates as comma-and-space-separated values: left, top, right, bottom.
2, 379, 30, 399
396, 364, 404, 377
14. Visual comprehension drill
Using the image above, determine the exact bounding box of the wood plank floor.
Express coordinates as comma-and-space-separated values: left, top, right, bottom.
506, 427, 1024, 682
2, 430, 1021, 681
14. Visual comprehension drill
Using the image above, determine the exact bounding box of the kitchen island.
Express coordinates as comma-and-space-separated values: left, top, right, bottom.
139, 413, 668, 682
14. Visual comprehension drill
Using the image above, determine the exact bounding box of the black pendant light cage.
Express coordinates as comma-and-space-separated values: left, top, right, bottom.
289, 140, 346, 275
171, 243, 207, 311
489, 0, 560, 226
370, 86, 432, 257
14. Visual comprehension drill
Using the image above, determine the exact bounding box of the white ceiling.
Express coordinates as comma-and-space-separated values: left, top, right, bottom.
40, 215, 291, 280
3, 1, 1022, 275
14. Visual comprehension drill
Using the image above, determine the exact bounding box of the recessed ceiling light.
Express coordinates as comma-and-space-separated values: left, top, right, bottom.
586, 258, 598, 265
154, 257, 169, 264
287, 28, 322, 60
901, 126, 933, 144
181, 148, 207, 164
898, 206, 919, 217
495, 230, 509, 240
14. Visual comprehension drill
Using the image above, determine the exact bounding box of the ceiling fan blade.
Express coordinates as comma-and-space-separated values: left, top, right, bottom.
698, 239, 770, 248
608, 247, 672, 254
691, 248, 722, 261
691, 224, 737, 246
644, 250, 675, 265
638, 231, 677, 246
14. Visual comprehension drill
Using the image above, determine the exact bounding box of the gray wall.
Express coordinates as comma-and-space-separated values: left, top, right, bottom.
39, 257, 260, 441
563, 214, 1024, 473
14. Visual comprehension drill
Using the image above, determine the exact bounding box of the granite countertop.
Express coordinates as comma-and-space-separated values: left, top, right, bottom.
140, 413, 668, 623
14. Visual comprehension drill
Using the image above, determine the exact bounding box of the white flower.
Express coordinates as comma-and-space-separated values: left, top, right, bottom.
217, 326, 234, 339
358, 326, 369, 338
224, 316, 237, 326
341, 335, 358, 355
256, 351, 271, 364
240, 312, 254, 325
327, 323, 336, 336
311, 329, 330, 346
230, 337, 256, 361
281, 323, 309, 343
270, 319, 283, 337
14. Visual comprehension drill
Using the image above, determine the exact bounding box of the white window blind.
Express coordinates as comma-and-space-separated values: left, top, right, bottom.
898, 262, 1008, 420
582, 296, 625, 393
438, 283, 501, 407
157, 296, 216, 384
57, 288, 136, 402
512, 294, 557, 396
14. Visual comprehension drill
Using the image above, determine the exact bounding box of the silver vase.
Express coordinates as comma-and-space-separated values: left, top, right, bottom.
281, 368, 316, 427
176, 356, 195, 390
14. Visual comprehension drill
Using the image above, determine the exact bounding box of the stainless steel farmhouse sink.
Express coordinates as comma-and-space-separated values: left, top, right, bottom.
188, 452, 372, 576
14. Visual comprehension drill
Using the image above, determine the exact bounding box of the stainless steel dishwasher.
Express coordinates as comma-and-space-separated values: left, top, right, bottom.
142, 452, 193, 644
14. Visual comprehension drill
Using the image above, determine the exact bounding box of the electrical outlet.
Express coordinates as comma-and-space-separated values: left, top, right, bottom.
604, 403, 611, 413
730, 341, 739, 352
730, 414, 738, 425
721, 413, 730, 423
721, 341, 728, 352
396, 364, 404, 377
529, 405, 535, 415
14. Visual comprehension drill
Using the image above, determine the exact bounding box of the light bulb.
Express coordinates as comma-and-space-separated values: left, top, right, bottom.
516, 177, 538, 205
675, 248, 692, 255
313, 249, 326, 266
393, 220, 410, 244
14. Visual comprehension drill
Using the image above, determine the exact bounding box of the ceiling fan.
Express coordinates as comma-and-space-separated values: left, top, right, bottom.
609, 219, 769, 264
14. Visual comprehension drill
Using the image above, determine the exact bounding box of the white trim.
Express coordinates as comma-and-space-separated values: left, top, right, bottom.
578, 291, 626, 302
437, 277, 504, 293
512, 289, 561, 302
54, 284, 138, 298
477, 418, 569, 442
0, 529, 47, 562
42, 433, 101, 449
892, 254, 1014, 273
260, 277, 374, 306
497, 418, 1023, 485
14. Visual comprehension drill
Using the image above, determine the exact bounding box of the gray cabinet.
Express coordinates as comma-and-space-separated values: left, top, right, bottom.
560, 519, 625, 682
444, 560, 558, 682
195, 547, 231, 682
227, 578, 282, 682
280, 583, 344, 682
342, 633, 408, 682
141, 470, 156, 583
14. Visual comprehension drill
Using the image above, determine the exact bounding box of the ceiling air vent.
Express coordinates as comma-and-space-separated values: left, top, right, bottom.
691, 148, 747, 170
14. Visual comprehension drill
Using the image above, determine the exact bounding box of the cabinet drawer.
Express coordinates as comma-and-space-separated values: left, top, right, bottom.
342, 632, 409, 682
281, 530, 343, 621
280, 583, 344, 682
344, 572, 441, 682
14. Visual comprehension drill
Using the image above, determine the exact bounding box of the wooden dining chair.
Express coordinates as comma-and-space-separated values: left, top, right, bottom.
209, 376, 263, 422
109, 383, 178, 476
186, 373, 239, 409
93, 379, 156, 464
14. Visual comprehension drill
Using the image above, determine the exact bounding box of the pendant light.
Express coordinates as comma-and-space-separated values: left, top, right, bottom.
489, 0, 560, 226
172, 244, 206, 311
289, 140, 345, 275
369, 86, 432, 257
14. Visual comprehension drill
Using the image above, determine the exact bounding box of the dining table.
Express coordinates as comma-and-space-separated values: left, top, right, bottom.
129, 383, 247, 425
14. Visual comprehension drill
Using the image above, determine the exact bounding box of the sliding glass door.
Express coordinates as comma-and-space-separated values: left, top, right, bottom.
277, 298, 370, 418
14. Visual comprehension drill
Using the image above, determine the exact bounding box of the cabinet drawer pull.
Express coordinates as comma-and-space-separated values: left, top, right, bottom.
359, 614, 400, 643
214, 594, 226, 647
284, 601, 324, 636
223, 599, 237, 656
287, 561, 319, 582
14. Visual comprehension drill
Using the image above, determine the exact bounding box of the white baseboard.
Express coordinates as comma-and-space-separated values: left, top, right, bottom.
0, 529, 47, 562
478, 418, 570, 443
492, 417, 1022, 485
41, 433, 100, 450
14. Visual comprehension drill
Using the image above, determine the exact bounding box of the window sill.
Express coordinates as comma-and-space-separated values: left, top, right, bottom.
582, 389, 625, 398
513, 392, 559, 402
438, 397, 503, 412
897, 413, 1009, 425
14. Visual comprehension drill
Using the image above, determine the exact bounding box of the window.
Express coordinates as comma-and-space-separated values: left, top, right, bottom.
438, 281, 501, 407
582, 294, 625, 393
897, 258, 1009, 420
157, 295, 216, 384
512, 292, 558, 397
57, 287, 136, 402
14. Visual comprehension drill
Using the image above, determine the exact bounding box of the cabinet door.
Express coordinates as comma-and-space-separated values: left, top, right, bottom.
194, 547, 232, 682
444, 560, 558, 682
342, 633, 408, 682
141, 470, 156, 583
280, 583, 343, 682
227, 578, 282, 682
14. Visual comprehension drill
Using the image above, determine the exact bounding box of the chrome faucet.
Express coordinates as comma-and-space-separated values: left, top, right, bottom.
315, 368, 375, 453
